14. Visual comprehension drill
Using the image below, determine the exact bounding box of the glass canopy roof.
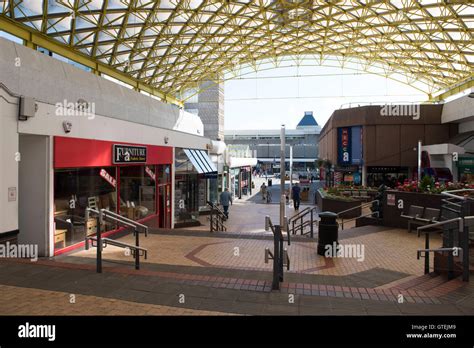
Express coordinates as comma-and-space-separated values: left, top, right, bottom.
1, 0, 473, 101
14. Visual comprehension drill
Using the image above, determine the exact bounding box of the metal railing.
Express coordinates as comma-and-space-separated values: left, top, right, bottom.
340, 211, 379, 230
288, 207, 318, 237
417, 216, 469, 281
207, 201, 227, 232
264, 215, 290, 290
85, 208, 149, 273
441, 188, 474, 201
337, 200, 379, 230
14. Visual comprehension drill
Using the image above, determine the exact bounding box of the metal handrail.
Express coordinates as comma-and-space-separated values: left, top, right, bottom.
340, 211, 379, 230
264, 215, 289, 290
288, 206, 318, 238
417, 217, 463, 232
85, 207, 147, 272
101, 209, 148, 235
441, 189, 474, 201
417, 217, 464, 280
336, 200, 378, 217
86, 208, 148, 235
288, 207, 311, 224
207, 201, 227, 232
207, 201, 226, 217
441, 198, 462, 208
292, 219, 318, 235
417, 247, 462, 260
442, 205, 462, 215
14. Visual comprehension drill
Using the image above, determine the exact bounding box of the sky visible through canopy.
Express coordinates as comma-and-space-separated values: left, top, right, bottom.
225, 64, 427, 130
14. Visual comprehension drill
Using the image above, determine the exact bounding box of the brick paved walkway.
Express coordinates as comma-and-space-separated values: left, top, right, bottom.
1, 190, 473, 316
0, 284, 231, 316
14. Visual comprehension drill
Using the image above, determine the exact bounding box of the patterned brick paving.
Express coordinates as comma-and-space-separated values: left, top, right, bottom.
71, 226, 441, 277
1, 257, 465, 305
1, 190, 472, 315
0, 284, 233, 315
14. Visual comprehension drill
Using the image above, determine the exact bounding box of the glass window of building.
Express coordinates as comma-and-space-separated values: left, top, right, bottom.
119, 166, 156, 221
174, 148, 208, 227
54, 167, 117, 248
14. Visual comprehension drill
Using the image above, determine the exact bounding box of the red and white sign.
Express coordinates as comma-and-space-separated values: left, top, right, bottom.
100, 169, 116, 188
145, 166, 156, 181
341, 129, 349, 147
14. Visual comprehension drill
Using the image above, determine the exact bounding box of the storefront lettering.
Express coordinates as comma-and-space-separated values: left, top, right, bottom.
113, 144, 147, 164
100, 169, 116, 187
145, 166, 156, 181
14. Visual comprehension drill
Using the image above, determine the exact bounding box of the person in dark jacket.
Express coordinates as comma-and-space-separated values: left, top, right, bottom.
219, 188, 232, 219
292, 183, 301, 210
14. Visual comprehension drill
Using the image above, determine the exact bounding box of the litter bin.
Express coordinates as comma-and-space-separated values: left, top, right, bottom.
268, 179, 272, 186
317, 211, 338, 256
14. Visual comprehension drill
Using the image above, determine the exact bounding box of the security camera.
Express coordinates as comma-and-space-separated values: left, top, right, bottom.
63, 121, 72, 133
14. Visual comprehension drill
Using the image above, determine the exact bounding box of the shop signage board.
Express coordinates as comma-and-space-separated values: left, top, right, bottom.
387, 193, 396, 206
113, 144, 147, 164
338, 127, 351, 165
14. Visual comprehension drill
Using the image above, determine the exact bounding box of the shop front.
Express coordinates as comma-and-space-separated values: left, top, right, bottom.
366, 166, 409, 187
174, 148, 217, 227
53, 137, 172, 254
334, 165, 361, 186
457, 156, 474, 183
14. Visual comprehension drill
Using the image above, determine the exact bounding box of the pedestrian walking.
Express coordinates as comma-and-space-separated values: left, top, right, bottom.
219, 188, 232, 219
292, 182, 301, 210
260, 182, 267, 201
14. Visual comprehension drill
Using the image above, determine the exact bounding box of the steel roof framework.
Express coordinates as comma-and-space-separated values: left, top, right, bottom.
0, 0, 473, 104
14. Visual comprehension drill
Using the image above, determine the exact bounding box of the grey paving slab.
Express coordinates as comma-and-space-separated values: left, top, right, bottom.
262, 304, 299, 315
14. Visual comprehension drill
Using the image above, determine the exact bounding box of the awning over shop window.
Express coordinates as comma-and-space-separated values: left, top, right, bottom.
184, 149, 217, 174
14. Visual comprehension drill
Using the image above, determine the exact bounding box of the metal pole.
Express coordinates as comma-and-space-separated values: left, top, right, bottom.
280, 125, 286, 227
210, 209, 214, 232
447, 228, 454, 280
463, 223, 469, 282
272, 225, 281, 290
417, 140, 422, 187
135, 228, 140, 270
290, 145, 293, 200
279, 228, 284, 282
424, 232, 429, 275
96, 214, 102, 274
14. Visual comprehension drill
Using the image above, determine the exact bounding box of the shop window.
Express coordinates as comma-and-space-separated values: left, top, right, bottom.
54, 167, 117, 249
158, 164, 171, 183
119, 166, 156, 221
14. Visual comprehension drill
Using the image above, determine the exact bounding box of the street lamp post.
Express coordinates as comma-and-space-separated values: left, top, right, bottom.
280, 125, 286, 227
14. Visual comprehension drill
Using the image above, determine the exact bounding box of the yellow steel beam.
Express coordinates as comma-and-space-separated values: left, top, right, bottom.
0, 15, 184, 108
430, 77, 474, 102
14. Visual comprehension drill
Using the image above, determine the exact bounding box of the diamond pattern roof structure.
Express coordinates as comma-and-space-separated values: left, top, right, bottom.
1, 0, 473, 102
